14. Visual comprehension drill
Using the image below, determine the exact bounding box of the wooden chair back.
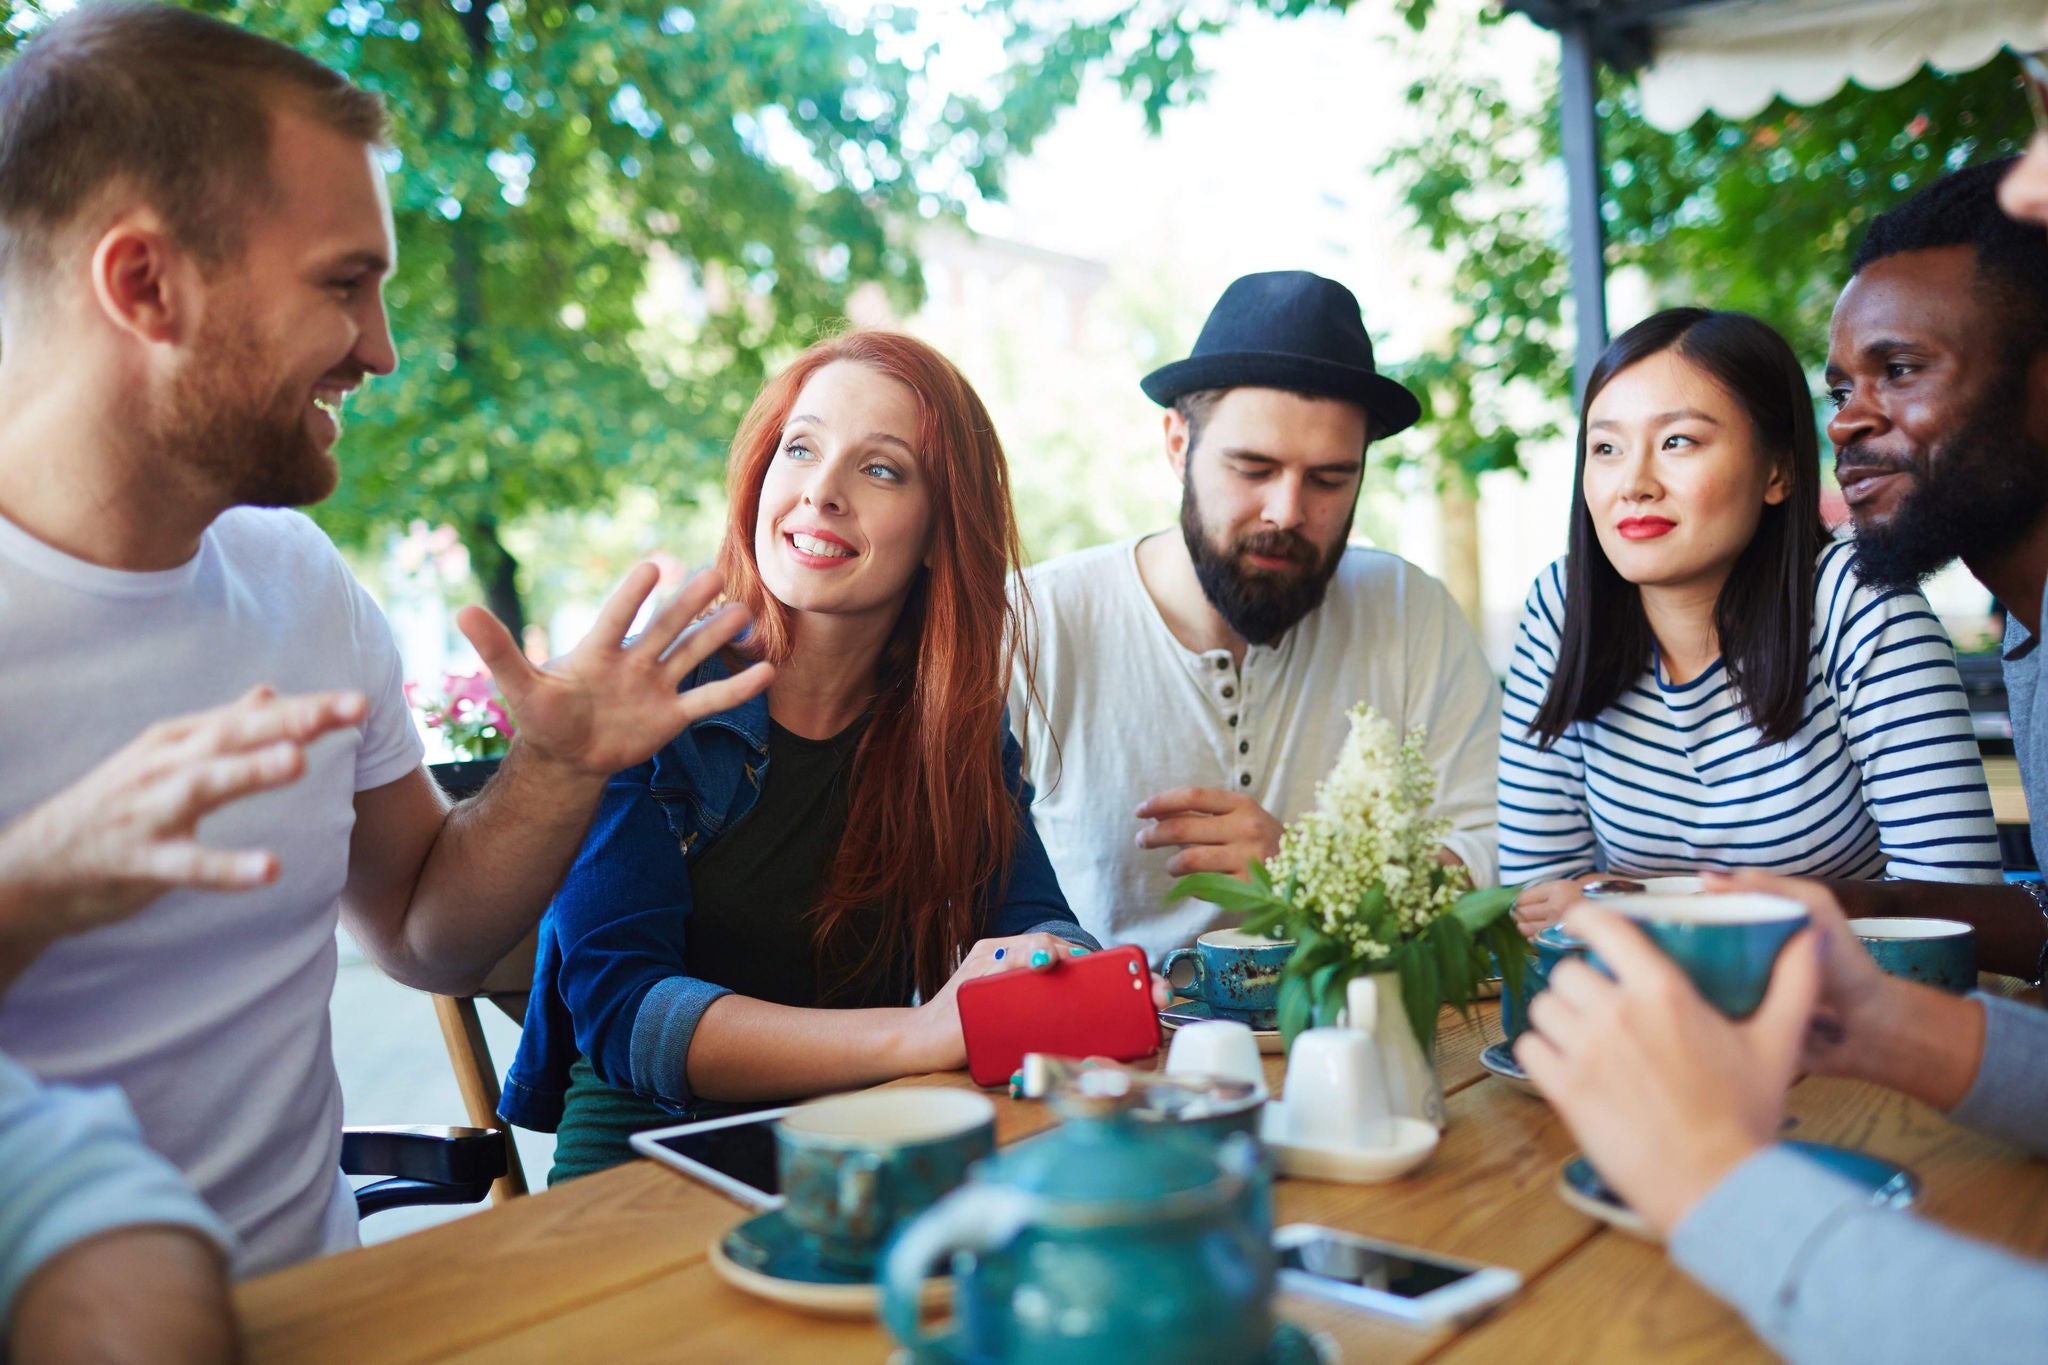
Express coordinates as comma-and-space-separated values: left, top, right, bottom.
433, 927, 539, 1204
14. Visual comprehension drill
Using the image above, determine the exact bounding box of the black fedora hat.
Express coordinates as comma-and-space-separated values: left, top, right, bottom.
1140, 270, 1421, 438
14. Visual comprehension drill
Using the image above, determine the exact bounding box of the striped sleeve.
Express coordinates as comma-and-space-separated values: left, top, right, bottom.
1498, 561, 1597, 884
1817, 542, 2003, 883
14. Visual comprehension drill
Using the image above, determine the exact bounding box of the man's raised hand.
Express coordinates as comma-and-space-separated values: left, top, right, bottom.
0, 686, 367, 940
457, 564, 775, 781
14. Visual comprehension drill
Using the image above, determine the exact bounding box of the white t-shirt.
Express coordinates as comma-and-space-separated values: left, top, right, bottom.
1008, 536, 1501, 965
0, 507, 422, 1278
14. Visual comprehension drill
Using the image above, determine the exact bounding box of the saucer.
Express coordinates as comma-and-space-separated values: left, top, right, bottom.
890, 1318, 1335, 1363
1479, 1041, 1539, 1095
709, 1206, 949, 1318
1557, 1140, 1919, 1241
1258, 1103, 1440, 1183
1161, 999, 1284, 1052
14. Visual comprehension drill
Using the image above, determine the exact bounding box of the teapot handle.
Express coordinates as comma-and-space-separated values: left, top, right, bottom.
880, 1184, 1036, 1354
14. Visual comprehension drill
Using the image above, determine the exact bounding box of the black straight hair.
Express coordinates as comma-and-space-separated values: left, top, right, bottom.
1529, 308, 1828, 747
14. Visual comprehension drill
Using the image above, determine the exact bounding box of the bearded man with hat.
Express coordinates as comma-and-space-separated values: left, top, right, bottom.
1008, 270, 1500, 964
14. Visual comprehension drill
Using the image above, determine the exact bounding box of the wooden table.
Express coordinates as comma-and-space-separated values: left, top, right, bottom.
1985, 755, 2030, 828
237, 1004, 2048, 1363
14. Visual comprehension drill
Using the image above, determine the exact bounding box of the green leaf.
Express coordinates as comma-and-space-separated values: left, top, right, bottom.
1318, 961, 1357, 1030
1166, 873, 1279, 917
1285, 936, 1344, 984
1451, 883, 1521, 934
1394, 945, 1437, 1056
1488, 917, 1533, 1005
1292, 921, 1331, 961
1308, 962, 1341, 1025
1238, 902, 1294, 939
1277, 973, 1314, 1049
1248, 861, 1274, 897
1435, 914, 1477, 1009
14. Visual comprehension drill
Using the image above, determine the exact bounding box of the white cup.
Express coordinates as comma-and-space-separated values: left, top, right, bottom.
1283, 1026, 1393, 1150
1165, 1019, 1267, 1096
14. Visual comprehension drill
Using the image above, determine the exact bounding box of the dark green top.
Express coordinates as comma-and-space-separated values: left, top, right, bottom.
550, 713, 906, 1183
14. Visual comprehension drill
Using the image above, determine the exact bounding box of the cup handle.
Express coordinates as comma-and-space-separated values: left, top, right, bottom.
881, 1185, 1036, 1353
1163, 948, 1202, 999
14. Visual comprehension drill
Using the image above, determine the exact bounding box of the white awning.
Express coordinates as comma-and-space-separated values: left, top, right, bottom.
1637, 0, 2048, 132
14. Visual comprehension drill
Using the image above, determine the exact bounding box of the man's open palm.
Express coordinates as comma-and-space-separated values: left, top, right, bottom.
458, 563, 774, 779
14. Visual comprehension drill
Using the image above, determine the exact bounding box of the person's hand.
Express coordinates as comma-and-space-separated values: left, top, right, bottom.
893, 936, 1172, 1074
1510, 875, 1608, 939
1135, 787, 1283, 879
1705, 871, 1986, 1108
1513, 904, 1822, 1237
895, 933, 1087, 1074
458, 563, 774, 781
1703, 871, 1889, 1077
0, 687, 367, 943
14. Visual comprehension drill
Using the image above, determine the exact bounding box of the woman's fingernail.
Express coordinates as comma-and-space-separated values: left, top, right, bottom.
1069, 946, 1091, 956
993, 947, 1007, 962
1030, 950, 1053, 969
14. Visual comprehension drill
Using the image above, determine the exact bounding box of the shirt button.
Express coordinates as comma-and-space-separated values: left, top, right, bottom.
1221, 685, 1235, 700
1215, 658, 1228, 671
1227, 714, 1238, 728
1238, 740, 1249, 755
1238, 773, 1252, 787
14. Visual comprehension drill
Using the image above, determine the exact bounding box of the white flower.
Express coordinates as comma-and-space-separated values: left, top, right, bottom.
1265, 704, 1470, 954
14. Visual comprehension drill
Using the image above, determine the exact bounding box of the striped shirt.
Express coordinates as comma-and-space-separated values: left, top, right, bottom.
1499, 540, 2002, 886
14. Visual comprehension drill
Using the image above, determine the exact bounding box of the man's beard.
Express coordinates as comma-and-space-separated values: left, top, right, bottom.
1847, 363, 2048, 592
1180, 484, 1351, 646
147, 307, 339, 510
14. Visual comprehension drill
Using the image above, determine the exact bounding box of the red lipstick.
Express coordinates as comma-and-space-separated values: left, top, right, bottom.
1616, 517, 1676, 541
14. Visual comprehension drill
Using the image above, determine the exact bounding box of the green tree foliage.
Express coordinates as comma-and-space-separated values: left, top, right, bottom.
2, 0, 1011, 633
986, 0, 2032, 492
1377, 9, 2030, 492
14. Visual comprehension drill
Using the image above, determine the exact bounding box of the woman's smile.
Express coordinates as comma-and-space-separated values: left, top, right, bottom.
783, 527, 858, 566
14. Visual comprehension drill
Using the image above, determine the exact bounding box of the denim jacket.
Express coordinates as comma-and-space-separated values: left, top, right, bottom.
500, 654, 1094, 1132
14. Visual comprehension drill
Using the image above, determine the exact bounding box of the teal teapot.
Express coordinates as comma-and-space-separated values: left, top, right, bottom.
880, 1069, 1275, 1364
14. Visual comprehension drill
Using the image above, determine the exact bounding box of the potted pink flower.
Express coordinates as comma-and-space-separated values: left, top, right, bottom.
407, 670, 515, 797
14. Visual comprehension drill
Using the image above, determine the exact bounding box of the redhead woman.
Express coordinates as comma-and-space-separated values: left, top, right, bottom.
502, 332, 1114, 1178
1500, 308, 2002, 937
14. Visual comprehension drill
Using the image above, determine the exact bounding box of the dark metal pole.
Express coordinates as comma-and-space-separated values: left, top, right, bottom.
1559, 16, 1609, 401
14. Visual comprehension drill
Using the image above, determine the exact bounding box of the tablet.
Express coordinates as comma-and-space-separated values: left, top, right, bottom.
629, 1107, 793, 1210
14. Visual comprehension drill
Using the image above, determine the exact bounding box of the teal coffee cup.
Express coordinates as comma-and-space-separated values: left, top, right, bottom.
1500, 923, 1588, 1040
1617, 893, 1809, 1018
775, 1088, 995, 1272
1163, 929, 1294, 1024
1849, 918, 1976, 995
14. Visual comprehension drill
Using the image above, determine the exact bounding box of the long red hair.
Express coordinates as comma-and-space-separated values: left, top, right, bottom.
714, 330, 1034, 1000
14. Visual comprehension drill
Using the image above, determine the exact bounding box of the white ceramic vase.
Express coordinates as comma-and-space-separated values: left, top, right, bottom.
1340, 972, 1446, 1130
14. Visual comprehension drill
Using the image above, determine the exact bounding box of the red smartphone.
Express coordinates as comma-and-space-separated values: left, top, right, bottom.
956, 944, 1162, 1087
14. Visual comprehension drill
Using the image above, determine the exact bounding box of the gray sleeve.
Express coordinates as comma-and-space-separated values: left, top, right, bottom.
1947, 992, 2048, 1155
1670, 1145, 2048, 1365
0, 1054, 231, 1324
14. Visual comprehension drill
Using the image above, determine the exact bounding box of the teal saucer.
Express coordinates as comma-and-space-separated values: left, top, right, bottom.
710, 1206, 948, 1319
1479, 1041, 1538, 1095
1559, 1140, 1918, 1240
891, 1319, 1333, 1364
